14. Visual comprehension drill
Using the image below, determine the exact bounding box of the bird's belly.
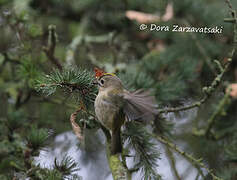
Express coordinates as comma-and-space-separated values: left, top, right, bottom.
95, 97, 118, 130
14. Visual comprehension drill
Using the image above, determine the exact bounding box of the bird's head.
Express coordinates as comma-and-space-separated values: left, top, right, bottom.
94, 68, 123, 92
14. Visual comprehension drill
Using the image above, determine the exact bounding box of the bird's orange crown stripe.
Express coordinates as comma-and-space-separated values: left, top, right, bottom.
94, 67, 116, 78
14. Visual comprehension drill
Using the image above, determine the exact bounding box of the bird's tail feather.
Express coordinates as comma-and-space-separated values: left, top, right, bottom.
111, 128, 122, 154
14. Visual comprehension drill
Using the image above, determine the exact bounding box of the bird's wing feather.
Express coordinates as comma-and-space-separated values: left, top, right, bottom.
123, 89, 158, 123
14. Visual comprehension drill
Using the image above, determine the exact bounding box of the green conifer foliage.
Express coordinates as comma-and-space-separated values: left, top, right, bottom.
0, 0, 237, 179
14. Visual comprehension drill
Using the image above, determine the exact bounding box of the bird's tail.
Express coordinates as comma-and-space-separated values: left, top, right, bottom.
111, 128, 122, 154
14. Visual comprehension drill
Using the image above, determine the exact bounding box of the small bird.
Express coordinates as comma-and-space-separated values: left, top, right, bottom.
94, 68, 158, 154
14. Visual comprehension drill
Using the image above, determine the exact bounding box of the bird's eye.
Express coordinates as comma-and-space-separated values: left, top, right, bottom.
100, 79, 104, 85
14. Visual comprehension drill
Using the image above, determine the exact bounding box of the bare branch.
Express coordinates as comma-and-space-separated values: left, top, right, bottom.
106, 141, 131, 180
192, 87, 231, 138
156, 135, 223, 180
43, 25, 62, 70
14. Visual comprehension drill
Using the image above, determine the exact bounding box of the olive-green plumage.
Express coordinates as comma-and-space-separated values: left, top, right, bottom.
94, 74, 158, 154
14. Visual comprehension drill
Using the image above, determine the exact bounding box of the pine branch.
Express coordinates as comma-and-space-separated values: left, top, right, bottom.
192, 88, 231, 138
24, 127, 53, 174
25, 155, 81, 180
165, 146, 181, 180
156, 135, 223, 180
107, 150, 131, 180
158, 49, 233, 114
54, 155, 80, 176
25, 152, 81, 180
35, 67, 97, 108
26, 127, 50, 152
124, 122, 161, 180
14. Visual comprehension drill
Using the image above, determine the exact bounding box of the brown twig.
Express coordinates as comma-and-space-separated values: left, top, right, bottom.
225, 0, 234, 14
70, 107, 84, 142
2, 52, 21, 65
224, 0, 237, 44
43, 25, 62, 70
15, 90, 32, 109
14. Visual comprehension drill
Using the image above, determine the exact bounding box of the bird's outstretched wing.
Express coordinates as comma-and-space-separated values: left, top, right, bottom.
123, 89, 158, 123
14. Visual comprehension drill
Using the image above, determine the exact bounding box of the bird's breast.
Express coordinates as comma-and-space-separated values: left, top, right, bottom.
94, 91, 121, 130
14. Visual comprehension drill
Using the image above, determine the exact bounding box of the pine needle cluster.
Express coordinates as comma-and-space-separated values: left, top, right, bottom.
124, 122, 162, 180
35, 68, 97, 108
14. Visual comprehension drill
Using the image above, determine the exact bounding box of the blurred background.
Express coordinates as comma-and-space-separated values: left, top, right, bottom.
0, 0, 237, 180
